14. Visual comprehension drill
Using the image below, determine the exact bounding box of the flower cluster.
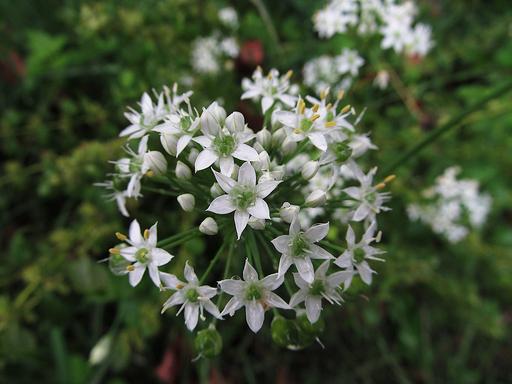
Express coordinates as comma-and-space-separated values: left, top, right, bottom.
100, 68, 392, 353
407, 166, 492, 243
191, 34, 239, 75
314, 0, 433, 57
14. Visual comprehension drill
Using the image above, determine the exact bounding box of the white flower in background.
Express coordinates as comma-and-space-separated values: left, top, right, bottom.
113, 135, 167, 198
191, 36, 222, 74
271, 216, 334, 283
194, 103, 258, 175
373, 69, 390, 89
218, 6, 239, 29
120, 92, 166, 139
207, 162, 280, 239
336, 48, 364, 76
303, 56, 339, 94
241, 67, 298, 114
94, 179, 130, 217
199, 217, 218, 235
161, 263, 221, 330
407, 167, 491, 243
219, 259, 290, 333
334, 222, 384, 287
113, 220, 173, 287
220, 37, 239, 58
343, 162, 390, 222
289, 260, 353, 323
406, 23, 433, 57
313, 0, 358, 38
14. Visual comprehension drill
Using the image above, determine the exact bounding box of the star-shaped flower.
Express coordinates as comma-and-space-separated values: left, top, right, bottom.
271, 216, 334, 283
160, 263, 221, 331
207, 162, 280, 239
115, 220, 173, 287
219, 259, 290, 333
120, 92, 166, 139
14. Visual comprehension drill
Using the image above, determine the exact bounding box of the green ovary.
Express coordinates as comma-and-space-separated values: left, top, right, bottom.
213, 135, 236, 156
230, 186, 256, 210
185, 288, 200, 303
245, 284, 263, 300
291, 233, 310, 258
309, 280, 325, 296
135, 248, 150, 263
353, 248, 366, 264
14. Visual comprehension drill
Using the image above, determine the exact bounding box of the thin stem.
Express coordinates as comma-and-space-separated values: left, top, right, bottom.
157, 228, 201, 248
383, 80, 512, 174
199, 242, 228, 284
249, 0, 281, 53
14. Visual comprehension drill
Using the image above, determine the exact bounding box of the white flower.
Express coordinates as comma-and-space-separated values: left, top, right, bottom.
161, 263, 221, 330
220, 37, 239, 58
120, 92, 166, 139
241, 67, 297, 114
199, 217, 218, 235
219, 259, 290, 333
289, 260, 353, 323
334, 222, 384, 287
177, 194, 195, 212
94, 180, 130, 217
406, 23, 433, 57
154, 109, 200, 157
194, 103, 258, 175
343, 163, 390, 222
191, 36, 222, 75
218, 6, 238, 29
280, 202, 300, 223
207, 162, 280, 239
336, 48, 364, 77
116, 220, 173, 287
271, 217, 334, 283
374, 70, 390, 90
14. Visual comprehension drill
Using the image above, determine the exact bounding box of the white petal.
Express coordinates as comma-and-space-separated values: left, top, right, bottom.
307, 244, 334, 260
213, 170, 236, 193
148, 263, 161, 287
247, 198, 270, 220
219, 279, 245, 295
234, 210, 250, 239
292, 272, 308, 289
356, 261, 374, 285
225, 111, 245, 132
221, 297, 243, 316
295, 257, 315, 284
207, 195, 236, 214
129, 265, 145, 287
246, 300, 265, 333
219, 156, 235, 176
193, 135, 212, 148
315, 260, 331, 278
184, 262, 198, 283
260, 273, 284, 291
202, 299, 222, 319
176, 135, 192, 156
237, 162, 257, 186
266, 292, 290, 309
162, 292, 185, 310
289, 290, 307, 308
353, 204, 370, 222
304, 222, 329, 242
346, 225, 356, 247
327, 271, 354, 287
308, 132, 328, 151
243, 259, 259, 281
277, 254, 293, 278
256, 180, 281, 198
232, 144, 259, 162
198, 286, 217, 299
159, 272, 182, 289
261, 96, 273, 113
184, 303, 199, 330
120, 246, 137, 261
129, 220, 143, 245
334, 252, 352, 268
271, 235, 290, 254
152, 248, 173, 266
290, 215, 301, 235
147, 222, 158, 247
195, 149, 218, 172
305, 296, 322, 323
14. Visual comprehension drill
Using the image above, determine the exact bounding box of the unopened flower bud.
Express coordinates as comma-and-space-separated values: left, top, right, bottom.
175, 161, 191, 179
252, 142, 265, 153
195, 325, 223, 358
188, 148, 199, 164
253, 151, 270, 172
199, 217, 218, 235
201, 102, 226, 134
177, 194, 195, 212
210, 183, 224, 198
256, 128, 271, 148
280, 202, 300, 223
248, 217, 266, 230
143, 151, 167, 175
272, 127, 286, 145
109, 252, 131, 276
89, 334, 112, 365
302, 160, 319, 180
281, 137, 297, 155
305, 190, 326, 207
160, 134, 177, 156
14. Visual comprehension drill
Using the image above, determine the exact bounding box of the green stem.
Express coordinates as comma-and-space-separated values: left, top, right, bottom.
157, 228, 201, 248
249, 0, 281, 54
199, 242, 228, 284
382, 80, 512, 174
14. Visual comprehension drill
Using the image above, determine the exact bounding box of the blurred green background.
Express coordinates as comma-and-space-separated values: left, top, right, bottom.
1, 0, 511, 383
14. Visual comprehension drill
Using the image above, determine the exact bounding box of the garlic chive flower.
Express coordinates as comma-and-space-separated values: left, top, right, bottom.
207, 162, 280, 239
194, 103, 258, 175
334, 222, 385, 287
113, 220, 173, 287
289, 260, 353, 323
161, 263, 221, 331
271, 216, 334, 284
219, 260, 290, 333
120, 92, 166, 139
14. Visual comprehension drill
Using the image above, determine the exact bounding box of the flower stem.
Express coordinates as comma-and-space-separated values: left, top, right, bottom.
382, 80, 512, 174
157, 228, 201, 248
199, 241, 228, 284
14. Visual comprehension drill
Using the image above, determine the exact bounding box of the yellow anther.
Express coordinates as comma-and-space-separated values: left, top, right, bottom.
375, 183, 386, 190
325, 121, 337, 128
176, 283, 185, 289
325, 103, 332, 110
285, 69, 293, 79
115, 232, 127, 241
384, 174, 396, 183
310, 114, 321, 122
320, 89, 328, 100
337, 90, 345, 100
312, 104, 320, 112
109, 248, 120, 254
267, 71, 273, 79
126, 265, 135, 272
341, 104, 351, 114
144, 229, 150, 240
146, 170, 154, 177
298, 99, 306, 115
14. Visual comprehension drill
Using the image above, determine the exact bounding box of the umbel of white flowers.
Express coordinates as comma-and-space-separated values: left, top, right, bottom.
102, 67, 392, 347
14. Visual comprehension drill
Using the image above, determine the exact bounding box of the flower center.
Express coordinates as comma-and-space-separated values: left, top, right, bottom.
213, 135, 236, 156
128, 159, 143, 173
185, 288, 199, 303
180, 117, 192, 132
365, 191, 377, 204
245, 283, 263, 300
230, 185, 257, 210
353, 248, 365, 264
135, 248, 150, 263
295, 118, 313, 134
333, 142, 352, 163
290, 233, 310, 258
309, 280, 325, 296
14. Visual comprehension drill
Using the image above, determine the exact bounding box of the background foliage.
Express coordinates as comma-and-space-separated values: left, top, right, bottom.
1, 0, 511, 383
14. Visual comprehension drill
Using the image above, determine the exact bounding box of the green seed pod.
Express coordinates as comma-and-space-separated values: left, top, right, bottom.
271, 316, 313, 351
194, 326, 222, 358
296, 314, 325, 338
108, 253, 131, 276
